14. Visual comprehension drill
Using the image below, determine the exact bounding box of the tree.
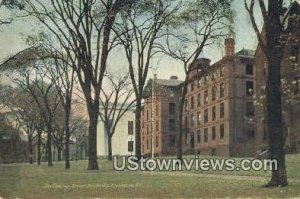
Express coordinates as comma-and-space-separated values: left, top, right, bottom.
0, 85, 40, 164
35, 35, 76, 169
52, 106, 65, 161
10, 67, 61, 167
114, 0, 181, 159
245, 0, 289, 187
22, 0, 133, 170
70, 116, 89, 160
99, 72, 135, 160
157, 0, 234, 160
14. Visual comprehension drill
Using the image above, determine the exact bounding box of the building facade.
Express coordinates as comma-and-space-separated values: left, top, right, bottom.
182, 39, 256, 157
141, 76, 182, 156
97, 108, 136, 157
141, 39, 257, 157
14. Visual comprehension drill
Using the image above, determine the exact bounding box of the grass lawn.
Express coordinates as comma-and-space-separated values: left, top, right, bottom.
0, 155, 300, 198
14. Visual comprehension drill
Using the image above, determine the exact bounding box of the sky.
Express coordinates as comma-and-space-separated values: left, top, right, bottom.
0, 0, 264, 82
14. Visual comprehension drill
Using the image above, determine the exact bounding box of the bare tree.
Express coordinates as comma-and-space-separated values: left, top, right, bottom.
244, 0, 294, 187
157, 0, 234, 160
114, 0, 181, 160
22, 0, 133, 170
0, 86, 40, 164
10, 67, 61, 167
99, 72, 135, 160
70, 116, 89, 160
37, 36, 77, 169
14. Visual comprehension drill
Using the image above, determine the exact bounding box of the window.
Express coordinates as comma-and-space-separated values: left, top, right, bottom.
169, 103, 175, 115
191, 82, 195, 91
204, 90, 208, 104
212, 106, 216, 121
204, 75, 208, 84
198, 78, 202, 87
220, 67, 224, 77
197, 93, 201, 107
191, 114, 195, 127
247, 129, 255, 138
184, 99, 188, 111
204, 128, 208, 142
169, 119, 176, 131
246, 81, 254, 96
156, 104, 159, 116
197, 112, 202, 125
147, 139, 149, 149
211, 72, 216, 80
246, 102, 255, 117
156, 121, 159, 131
204, 109, 208, 123
156, 136, 159, 148
128, 141, 134, 152
191, 96, 195, 109
147, 110, 149, 120
246, 63, 254, 75
220, 83, 225, 98
128, 121, 134, 135
212, 86, 216, 101
169, 135, 176, 147
147, 125, 150, 134
184, 116, 188, 129
220, 124, 224, 139
220, 103, 225, 118
191, 132, 195, 148
197, 130, 201, 143
185, 131, 189, 145
212, 126, 216, 140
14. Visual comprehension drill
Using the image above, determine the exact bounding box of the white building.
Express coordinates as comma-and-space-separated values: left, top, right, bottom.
97, 108, 135, 157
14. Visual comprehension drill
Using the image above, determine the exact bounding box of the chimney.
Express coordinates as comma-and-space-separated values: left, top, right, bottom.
170, 76, 178, 80
224, 38, 235, 57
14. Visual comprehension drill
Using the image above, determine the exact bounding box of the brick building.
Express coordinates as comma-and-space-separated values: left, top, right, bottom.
254, 1, 300, 153
182, 39, 256, 157
141, 38, 258, 157
141, 76, 183, 156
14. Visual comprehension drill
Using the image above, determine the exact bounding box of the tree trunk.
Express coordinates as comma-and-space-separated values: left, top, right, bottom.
265, 57, 288, 187
107, 134, 113, 161
37, 130, 41, 165
65, 103, 71, 169
263, 3, 288, 187
57, 147, 62, 161
80, 145, 83, 160
28, 137, 33, 164
87, 102, 99, 170
47, 125, 53, 167
177, 77, 188, 161
135, 99, 142, 159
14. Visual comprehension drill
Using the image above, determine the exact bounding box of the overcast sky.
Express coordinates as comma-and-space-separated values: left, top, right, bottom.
0, 0, 265, 82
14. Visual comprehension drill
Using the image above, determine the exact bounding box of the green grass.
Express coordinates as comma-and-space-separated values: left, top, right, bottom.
0, 155, 300, 198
